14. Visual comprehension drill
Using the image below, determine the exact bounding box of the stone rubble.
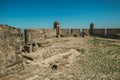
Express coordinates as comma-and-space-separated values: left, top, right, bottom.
1, 37, 84, 80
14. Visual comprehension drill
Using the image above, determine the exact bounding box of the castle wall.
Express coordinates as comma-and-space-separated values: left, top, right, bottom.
0, 24, 120, 78
82, 29, 90, 36
45, 29, 56, 38
106, 28, 120, 39
0, 25, 22, 78
107, 28, 120, 35
24, 29, 56, 43
89, 28, 120, 39
24, 27, 120, 44
70, 29, 80, 37
59, 29, 69, 37
92, 29, 105, 37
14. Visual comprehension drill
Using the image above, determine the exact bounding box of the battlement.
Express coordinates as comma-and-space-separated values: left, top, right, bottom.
24, 28, 81, 43
24, 28, 56, 43
24, 27, 120, 44
70, 29, 81, 37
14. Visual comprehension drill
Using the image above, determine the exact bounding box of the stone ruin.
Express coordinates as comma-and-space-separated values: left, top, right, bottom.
0, 22, 120, 78
0, 25, 22, 78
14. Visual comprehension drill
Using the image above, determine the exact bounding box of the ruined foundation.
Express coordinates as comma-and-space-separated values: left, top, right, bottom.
0, 23, 120, 79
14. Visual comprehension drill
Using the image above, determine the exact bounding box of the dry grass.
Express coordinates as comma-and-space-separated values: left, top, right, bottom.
69, 38, 120, 80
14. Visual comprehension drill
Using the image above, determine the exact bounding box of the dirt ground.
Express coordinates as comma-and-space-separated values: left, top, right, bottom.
1, 37, 120, 80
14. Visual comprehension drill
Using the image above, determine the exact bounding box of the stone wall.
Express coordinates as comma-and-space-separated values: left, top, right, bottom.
24, 29, 56, 43
24, 28, 120, 44
107, 28, 120, 35
106, 28, 120, 39
0, 25, 22, 78
59, 29, 69, 37
82, 29, 90, 36
91, 28, 120, 39
92, 29, 105, 37
70, 29, 80, 37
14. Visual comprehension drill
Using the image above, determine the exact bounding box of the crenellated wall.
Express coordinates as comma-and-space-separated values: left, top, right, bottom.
59, 29, 69, 37
106, 28, 120, 39
92, 29, 105, 37
0, 25, 22, 78
82, 28, 120, 39
70, 29, 80, 37
24, 28, 56, 43
25, 28, 70, 43
25, 28, 120, 43
107, 28, 120, 35
82, 29, 90, 36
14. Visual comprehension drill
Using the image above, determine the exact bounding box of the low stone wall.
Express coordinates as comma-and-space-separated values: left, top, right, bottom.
82, 29, 90, 36
59, 29, 69, 37
70, 29, 80, 37
90, 28, 120, 39
92, 29, 105, 37
106, 28, 120, 39
0, 25, 22, 78
24, 27, 120, 46
24, 29, 56, 43
107, 28, 120, 35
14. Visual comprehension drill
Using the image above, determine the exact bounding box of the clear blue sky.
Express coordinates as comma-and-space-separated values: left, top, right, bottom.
0, 0, 120, 29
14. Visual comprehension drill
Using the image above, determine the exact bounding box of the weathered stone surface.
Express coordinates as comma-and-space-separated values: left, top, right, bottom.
59, 29, 69, 37
70, 29, 80, 37
22, 53, 34, 61
93, 28, 105, 37
107, 28, 120, 35
0, 25, 22, 78
82, 29, 90, 36
24, 44, 32, 53
24, 29, 56, 43
106, 28, 120, 39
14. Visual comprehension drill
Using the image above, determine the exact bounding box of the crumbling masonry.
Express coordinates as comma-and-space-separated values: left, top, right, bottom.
0, 25, 22, 78
0, 22, 120, 78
